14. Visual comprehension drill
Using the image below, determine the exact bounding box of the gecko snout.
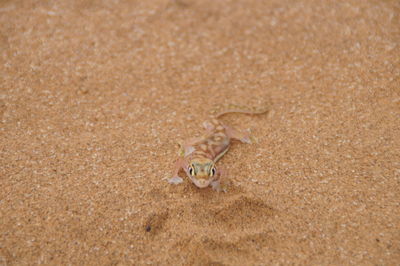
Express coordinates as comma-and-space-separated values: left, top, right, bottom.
193, 178, 211, 188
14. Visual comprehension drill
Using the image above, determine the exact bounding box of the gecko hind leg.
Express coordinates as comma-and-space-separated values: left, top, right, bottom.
202, 120, 214, 131
224, 125, 255, 144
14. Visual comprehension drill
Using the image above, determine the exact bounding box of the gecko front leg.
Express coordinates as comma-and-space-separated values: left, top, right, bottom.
211, 165, 227, 192
168, 157, 186, 185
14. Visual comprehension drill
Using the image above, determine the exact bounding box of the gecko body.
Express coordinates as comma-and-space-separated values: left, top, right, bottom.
170, 104, 269, 191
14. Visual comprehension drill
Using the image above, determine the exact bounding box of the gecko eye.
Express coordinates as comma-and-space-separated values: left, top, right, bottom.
210, 167, 216, 177
188, 166, 195, 176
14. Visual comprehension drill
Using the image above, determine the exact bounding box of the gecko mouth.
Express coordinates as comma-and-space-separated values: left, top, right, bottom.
192, 178, 210, 188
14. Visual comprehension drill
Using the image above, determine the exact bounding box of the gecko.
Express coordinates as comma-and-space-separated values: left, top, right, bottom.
169, 104, 269, 191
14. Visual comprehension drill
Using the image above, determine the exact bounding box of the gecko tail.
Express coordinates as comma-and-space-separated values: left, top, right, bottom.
215, 102, 271, 118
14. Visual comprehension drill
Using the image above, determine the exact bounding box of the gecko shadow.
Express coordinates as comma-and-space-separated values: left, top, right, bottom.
180, 195, 276, 263
192, 195, 275, 230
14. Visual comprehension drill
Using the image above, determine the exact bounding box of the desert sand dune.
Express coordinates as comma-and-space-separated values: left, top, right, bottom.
0, 0, 399, 265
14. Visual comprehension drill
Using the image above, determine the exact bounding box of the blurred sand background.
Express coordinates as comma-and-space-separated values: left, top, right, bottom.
1, 0, 399, 265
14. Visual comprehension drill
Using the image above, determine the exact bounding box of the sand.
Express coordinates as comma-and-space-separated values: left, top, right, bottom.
1, 0, 399, 265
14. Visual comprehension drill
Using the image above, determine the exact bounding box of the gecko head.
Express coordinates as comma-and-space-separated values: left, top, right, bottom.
187, 158, 217, 188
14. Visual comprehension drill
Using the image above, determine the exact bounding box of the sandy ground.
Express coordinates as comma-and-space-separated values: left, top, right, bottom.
1, 0, 399, 265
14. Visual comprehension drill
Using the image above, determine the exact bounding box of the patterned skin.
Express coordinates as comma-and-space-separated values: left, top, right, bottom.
169, 105, 269, 191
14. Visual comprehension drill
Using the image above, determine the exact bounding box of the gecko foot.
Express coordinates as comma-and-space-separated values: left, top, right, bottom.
211, 180, 227, 192
168, 176, 184, 185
